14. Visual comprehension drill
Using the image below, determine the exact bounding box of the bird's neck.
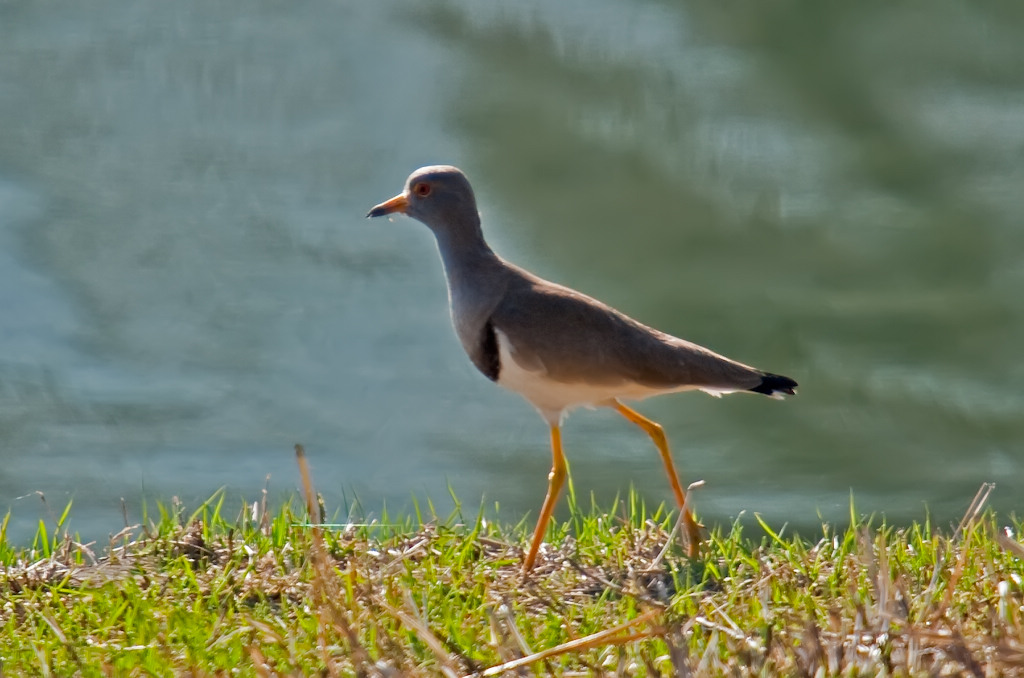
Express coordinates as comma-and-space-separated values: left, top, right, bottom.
432, 213, 500, 280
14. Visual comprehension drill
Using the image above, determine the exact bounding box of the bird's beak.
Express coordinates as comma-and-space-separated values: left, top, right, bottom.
366, 193, 409, 218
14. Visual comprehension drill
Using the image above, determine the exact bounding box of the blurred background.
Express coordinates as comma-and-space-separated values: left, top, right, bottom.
1, 1, 1022, 543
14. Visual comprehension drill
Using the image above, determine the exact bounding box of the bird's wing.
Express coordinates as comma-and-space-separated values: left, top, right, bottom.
489, 271, 766, 391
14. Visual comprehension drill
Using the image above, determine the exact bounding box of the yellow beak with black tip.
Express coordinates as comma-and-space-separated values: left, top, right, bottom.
366, 194, 409, 218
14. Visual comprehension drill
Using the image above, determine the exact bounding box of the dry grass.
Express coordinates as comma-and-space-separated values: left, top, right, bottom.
2, 462, 1024, 676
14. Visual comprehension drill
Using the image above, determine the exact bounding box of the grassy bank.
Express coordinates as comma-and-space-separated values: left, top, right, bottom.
2, 470, 1022, 675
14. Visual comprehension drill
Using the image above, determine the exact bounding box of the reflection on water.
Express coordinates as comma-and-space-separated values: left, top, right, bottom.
0, 0, 1022, 542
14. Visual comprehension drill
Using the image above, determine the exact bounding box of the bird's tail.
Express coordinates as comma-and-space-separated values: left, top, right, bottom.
748, 372, 798, 399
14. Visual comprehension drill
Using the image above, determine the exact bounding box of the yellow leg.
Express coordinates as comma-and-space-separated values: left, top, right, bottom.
613, 401, 702, 558
522, 425, 567, 573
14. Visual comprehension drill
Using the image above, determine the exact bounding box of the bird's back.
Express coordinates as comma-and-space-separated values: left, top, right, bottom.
488, 265, 768, 394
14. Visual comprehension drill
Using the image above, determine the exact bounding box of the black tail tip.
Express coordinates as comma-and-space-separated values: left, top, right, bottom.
749, 373, 798, 397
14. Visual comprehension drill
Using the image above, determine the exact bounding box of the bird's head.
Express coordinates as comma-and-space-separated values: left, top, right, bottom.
367, 165, 479, 236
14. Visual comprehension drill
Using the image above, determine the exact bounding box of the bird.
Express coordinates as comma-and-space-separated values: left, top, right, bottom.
367, 165, 797, 573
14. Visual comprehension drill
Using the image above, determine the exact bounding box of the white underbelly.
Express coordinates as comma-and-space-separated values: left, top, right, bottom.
493, 329, 704, 423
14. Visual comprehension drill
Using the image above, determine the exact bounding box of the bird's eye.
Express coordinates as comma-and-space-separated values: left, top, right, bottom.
413, 182, 431, 198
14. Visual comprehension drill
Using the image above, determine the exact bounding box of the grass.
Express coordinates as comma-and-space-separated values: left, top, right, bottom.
1, 455, 1023, 676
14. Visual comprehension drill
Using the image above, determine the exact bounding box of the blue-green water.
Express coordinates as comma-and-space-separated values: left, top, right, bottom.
1, 1, 1023, 542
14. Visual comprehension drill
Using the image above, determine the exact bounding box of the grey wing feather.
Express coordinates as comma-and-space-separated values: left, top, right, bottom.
490, 271, 765, 391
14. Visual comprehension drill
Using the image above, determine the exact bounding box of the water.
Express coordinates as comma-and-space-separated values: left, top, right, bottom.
1, 1, 1022, 543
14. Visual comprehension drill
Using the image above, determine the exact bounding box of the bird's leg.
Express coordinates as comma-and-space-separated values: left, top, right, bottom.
613, 401, 702, 558
522, 424, 567, 574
